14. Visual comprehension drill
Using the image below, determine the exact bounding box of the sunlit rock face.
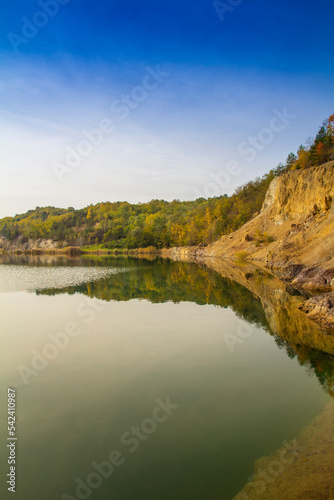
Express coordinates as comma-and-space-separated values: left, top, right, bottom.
203, 162, 334, 271
0, 235, 67, 252
264, 162, 334, 224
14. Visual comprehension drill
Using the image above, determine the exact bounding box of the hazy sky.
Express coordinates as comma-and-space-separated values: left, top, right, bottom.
1, 0, 334, 218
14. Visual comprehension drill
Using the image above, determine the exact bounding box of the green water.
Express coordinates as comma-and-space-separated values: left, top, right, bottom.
0, 256, 332, 500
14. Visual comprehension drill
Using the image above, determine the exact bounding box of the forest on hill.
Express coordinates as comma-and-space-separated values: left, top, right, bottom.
1, 114, 333, 249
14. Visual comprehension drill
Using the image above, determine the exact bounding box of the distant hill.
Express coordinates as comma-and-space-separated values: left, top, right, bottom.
0, 175, 275, 249
0, 114, 333, 251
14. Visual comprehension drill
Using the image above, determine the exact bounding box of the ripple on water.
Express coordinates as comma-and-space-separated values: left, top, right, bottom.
0, 265, 130, 293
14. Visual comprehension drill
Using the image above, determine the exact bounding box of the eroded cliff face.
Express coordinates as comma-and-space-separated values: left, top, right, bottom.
161, 163, 334, 277
261, 162, 334, 224
2, 163, 333, 267
0, 235, 67, 252
160, 164, 334, 329
205, 162, 334, 271
2, 163, 333, 328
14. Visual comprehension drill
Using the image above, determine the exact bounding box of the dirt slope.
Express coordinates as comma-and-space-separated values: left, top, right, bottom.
205, 162, 334, 273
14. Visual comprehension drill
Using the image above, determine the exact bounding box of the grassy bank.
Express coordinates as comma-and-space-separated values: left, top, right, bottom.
1, 244, 162, 257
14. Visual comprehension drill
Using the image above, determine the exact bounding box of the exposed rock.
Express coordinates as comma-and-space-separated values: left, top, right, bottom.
162, 163, 334, 328
261, 175, 279, 213
278, 264, 305, 281
300, 292, 334, 328
325, 195, 332, 210
0, 235, 67, 252
204, 162, 334, 270
2, 163, 334, 329
267, 163, 334, 223
291, 268, 334, 292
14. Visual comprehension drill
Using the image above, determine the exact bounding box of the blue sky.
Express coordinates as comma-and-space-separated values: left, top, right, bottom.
1, 0, 333, 217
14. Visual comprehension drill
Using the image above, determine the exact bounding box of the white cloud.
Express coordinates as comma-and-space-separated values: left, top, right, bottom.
1, 59, 333, 218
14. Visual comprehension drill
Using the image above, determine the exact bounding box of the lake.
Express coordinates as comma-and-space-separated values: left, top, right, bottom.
0, 255, 333, 500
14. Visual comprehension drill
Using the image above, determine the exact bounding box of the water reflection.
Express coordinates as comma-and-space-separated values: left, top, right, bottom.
36, 257, 270, 332
1, 254, 334, 500
275, 337, 334, 397
2, 254, 334, 400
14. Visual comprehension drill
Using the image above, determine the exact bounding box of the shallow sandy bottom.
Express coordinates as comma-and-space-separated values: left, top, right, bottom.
234, 401, 334, 500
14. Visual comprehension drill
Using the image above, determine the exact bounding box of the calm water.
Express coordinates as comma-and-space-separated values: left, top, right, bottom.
0, 255, 333, 500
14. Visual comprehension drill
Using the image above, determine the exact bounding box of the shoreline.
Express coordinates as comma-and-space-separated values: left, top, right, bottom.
1, 245, 333, 331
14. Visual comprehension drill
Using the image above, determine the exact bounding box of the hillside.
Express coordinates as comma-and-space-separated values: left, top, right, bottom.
1, 114, 333, 252
160, 161, 334, 328
205, 162, 334, 273
0, 173, 273, 251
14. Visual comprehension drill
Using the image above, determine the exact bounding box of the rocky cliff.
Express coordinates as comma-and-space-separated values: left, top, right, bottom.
0, 235, 67, 252
2, 162, 334, 327
205, 162, 334, 272
161, 162, 334, 275
161, 162, 334, 327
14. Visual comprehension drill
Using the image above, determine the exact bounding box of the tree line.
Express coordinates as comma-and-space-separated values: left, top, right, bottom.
1, 114, 333, 249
